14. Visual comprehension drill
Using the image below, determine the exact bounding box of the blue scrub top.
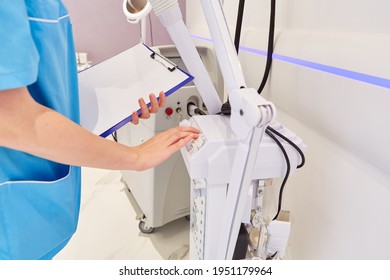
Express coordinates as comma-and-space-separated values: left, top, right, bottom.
0, 0, 81, 259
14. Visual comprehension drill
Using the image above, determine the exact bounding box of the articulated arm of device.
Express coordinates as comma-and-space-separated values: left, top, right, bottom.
145, 0, 276, 136
217, 106, 274, 259
147, 0, 276, 259
123, 0, 274, 135
144, 0, 223, 114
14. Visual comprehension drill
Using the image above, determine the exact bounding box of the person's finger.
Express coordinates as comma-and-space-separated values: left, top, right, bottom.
165, 128, 199, 147
131, 111, 139, 124
158, 91, 166, 108
138, 98, 150, 119
177, 125, 200, 135
148, 93, 159, 114
169, 133, 195, 151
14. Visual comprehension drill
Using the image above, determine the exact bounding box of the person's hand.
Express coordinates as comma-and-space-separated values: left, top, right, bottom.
131, 91, 166, 124
131, 125, 199, 171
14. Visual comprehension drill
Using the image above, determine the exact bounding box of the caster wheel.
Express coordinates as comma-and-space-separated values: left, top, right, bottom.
139, 220, 155, 234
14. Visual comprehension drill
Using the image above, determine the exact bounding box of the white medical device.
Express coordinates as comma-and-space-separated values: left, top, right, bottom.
116, 44, 223, 233
123, 0, 305, 260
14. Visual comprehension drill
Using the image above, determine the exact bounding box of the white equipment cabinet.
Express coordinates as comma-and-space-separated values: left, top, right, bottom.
116, 44, 223, 233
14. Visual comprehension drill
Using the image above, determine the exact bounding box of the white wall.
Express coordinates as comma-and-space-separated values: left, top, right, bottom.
187, 0, 390, 259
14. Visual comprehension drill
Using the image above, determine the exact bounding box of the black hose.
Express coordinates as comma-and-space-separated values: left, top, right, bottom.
234, 0, 246, 53
258, 0, 276, 94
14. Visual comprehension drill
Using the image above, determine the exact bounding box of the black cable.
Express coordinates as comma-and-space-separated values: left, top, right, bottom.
220, 0, 246, 116
258, 0, 276, 94
218, 86, 246, 116
218, 101, 231, 116
267, 126, 305, 168
266, 127, 290, 221
188, 102, 207, 116
234, 0, 246, 53
194, 108, 207, 115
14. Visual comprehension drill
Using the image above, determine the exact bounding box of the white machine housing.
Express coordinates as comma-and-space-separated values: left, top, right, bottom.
179, 115, 305, 259
122, 0, 306, 259
116, 44, 223, 233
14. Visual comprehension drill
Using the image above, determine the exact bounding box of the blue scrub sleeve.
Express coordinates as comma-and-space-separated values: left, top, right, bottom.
0, 1, 39, 90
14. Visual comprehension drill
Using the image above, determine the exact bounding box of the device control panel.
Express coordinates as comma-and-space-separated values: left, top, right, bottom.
179, 118, 206, 155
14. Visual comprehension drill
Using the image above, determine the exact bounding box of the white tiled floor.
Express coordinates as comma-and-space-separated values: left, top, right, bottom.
54, 167, 190, 260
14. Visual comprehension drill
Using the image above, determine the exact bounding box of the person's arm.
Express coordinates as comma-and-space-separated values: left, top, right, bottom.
0, 87, 198, 171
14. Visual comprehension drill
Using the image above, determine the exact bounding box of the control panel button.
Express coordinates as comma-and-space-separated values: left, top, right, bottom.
165, 107, 174, 116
